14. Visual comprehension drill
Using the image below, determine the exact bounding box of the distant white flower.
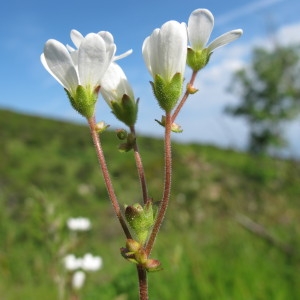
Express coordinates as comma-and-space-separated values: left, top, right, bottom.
81, 253, 103, 271
187, 8, 243, 70
67, 217, 91, 231
64, 254, 82, 271
142, 20, 187, 82
72, 270, 86, 290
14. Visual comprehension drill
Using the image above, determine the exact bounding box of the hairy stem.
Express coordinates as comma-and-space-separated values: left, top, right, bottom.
137, 265, 148, 300
145, 112, 172, 255
172, 70, 198, 122
88, 117, 131, 239
130, 125, 149, 204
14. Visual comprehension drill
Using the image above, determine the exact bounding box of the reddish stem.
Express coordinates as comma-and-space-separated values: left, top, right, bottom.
88, 117, 131, 239
130, 125, 149, 204
172, 70, 198, 122
145, 112, 172, 255
137, 265, 148, 300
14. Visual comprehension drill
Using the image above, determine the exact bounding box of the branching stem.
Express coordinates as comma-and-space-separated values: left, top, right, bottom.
88, 117, 131, 239
130, 125, 149, 204
145, 112, 172, 255
172, 70, 198, 122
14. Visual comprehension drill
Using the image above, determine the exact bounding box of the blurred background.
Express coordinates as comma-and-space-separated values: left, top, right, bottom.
0, 0, 300, 299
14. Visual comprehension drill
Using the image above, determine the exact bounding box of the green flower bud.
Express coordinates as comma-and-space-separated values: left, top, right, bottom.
116, 129, 128, 140
125, 201, 154, 244
111, 95, 138, 127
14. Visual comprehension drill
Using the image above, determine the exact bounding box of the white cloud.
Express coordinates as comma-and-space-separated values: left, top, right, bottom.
216, 0, 285, 26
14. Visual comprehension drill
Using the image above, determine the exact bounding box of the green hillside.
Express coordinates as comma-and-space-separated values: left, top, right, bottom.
0, 109, 299, 299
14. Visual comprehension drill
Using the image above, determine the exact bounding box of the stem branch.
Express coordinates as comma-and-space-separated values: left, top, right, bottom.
145, 112, 172, 255
88, 117, 131, 239
130, 125, 149, 204
172, 70, 198, 122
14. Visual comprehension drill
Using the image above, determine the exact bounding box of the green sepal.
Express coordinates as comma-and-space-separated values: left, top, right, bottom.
151, 73, 183, 112
187, 48, 212, 71
124, 201, 154, 244
111, 95, 138, 126
65, 85, 99, 119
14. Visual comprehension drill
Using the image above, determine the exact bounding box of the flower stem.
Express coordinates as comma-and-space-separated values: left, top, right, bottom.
130, 125, 148, 204
145, 112, 172, 255
172, 70, 198, 122
137, 265, 148, 300
88, 117, 131, 239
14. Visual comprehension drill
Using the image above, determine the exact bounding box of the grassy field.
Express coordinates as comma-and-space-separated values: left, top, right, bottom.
0, 109, 299, 299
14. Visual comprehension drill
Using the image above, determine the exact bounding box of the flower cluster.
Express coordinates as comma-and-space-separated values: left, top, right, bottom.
41, 8, 242, 120
64, 253, 102, 290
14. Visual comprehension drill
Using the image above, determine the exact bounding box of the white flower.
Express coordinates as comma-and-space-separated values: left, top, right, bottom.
81, 253, 103, 271
100, 62, 137, 126
142, 20, 187, 82
67, 217, 91, 231
72, 270, 86, 290
187, 9, 243, 71
188, 9, 243, 53
64, 254, 82, 271
41, 31, 115, 97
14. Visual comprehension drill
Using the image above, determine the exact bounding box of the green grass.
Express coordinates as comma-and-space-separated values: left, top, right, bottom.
0, 109, 299, 299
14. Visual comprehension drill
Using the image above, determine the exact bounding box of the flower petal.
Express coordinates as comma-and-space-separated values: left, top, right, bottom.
42, 39, 78, 93
188, 9, 214, 50
70, 29, 84, 48
157, 21, 187, 80
142, 21, 187, 81
114, 49, 133, 61
100, 62, 134, 105
78, 33, 113, 87
142, 29, 159, 78
207, 29, 243, 52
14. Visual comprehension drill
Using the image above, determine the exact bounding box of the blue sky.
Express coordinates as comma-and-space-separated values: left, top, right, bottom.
1, 0, 300, 156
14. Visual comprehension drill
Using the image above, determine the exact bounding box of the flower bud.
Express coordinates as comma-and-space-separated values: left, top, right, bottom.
116, 128, 128, 140
155, 116, 183, 133
124, 201, 154, 244
95, 121, 110, 133
144, 258, 162, 272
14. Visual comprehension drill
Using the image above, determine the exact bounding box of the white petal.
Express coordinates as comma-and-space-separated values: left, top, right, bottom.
114, 49, 133, 61
42, 39, 78, 93
142, 29, 159, 77
157, 21, 187, 80
78, 33, 111, 87
188, 9, 214, 50
98, 31, 114, 46
100, 63, 134, 105
207, 29, 243, 52
70, 29, 84, 48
